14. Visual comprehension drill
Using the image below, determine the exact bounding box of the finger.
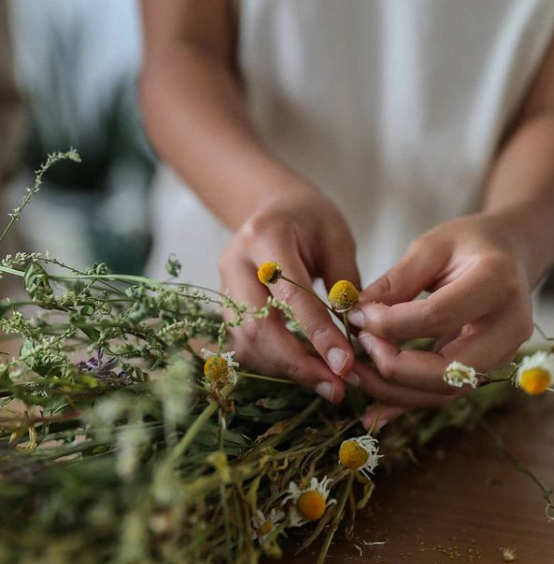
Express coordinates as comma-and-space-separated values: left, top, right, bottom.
222, 257, 346, 403
359, 306, 529, 393
354, 361, 465, 408
319, 236, 362, 292
349, 265, 506, 340
362, 404, 409, 431
358, 332, 457, 394
438, 306, 532, 371
252, 245, 355, 378
357, 240, 447, 305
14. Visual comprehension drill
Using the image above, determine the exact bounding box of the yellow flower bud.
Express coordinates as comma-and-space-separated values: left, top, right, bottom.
296, 490, 327, 522
328, 280, 359, 312
203, 356, 229, 383
339, 439, 370, 470
257, 261, 284, 285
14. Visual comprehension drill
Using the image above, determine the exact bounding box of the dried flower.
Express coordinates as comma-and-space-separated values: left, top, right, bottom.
251, 508, 285, 542
516, 352, 554, 395
443, 361, 478, 388
339, 435, 382, 479
328, 280, 359, 313
501, 547, 517, 562
282, 476, 336, 527
201, 348, 239, 384
257, 261, 283, 285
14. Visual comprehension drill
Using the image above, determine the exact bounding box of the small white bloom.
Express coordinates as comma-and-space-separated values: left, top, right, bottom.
251, 508, 285, 542
339, 435, 382, 479
443, 361, 478, 388
201, 348, 239, 384
282, 476, 336, 527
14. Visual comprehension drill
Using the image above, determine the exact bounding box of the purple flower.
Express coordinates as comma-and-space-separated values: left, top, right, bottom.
76, 349, 118, 377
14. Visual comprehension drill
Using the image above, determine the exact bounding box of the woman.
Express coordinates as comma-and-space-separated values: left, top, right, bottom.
140, 1, 554, 426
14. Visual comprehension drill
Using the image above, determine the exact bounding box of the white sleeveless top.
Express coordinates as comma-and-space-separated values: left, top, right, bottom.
146, 0, 554, 289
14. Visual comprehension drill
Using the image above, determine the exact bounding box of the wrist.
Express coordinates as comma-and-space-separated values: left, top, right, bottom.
482, 205, 554, 286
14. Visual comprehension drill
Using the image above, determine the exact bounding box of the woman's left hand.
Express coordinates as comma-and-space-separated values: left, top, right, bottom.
347, 213, 536, 428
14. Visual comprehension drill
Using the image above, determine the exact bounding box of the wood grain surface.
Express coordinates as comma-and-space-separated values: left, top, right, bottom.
282, 395, 554, 564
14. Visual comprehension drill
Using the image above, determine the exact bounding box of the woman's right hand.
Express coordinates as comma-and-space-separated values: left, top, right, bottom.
220, 188, 360, 403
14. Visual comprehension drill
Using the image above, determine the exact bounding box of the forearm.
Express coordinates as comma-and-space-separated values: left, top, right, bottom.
140, 44, 314, 230
483, 113, 554, 284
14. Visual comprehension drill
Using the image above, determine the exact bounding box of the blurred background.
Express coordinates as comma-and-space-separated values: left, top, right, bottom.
1, 0, 155, 275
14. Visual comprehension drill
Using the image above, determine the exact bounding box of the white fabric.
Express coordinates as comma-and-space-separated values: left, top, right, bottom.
146, 0, 554, 289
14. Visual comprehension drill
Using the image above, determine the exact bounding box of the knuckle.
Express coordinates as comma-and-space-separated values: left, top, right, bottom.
217, 246, 234, 274
304, 319, 332, 346
240, 211, 290, 246
371, 310, 393, 339
377, 357, 396, 382
285, 362, 304, 384
372, 275, 392, 299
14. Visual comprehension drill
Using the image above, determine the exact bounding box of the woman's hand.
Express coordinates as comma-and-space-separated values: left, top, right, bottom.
220, 188, 361, 403
348, 212, 536, 426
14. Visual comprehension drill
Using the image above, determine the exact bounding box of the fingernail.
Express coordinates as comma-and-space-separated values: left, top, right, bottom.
315, 382, 335, 402
327, 347, 348, 374
358, 332, 373, 353
345, 372, 359, 387
348, 309, 364, 328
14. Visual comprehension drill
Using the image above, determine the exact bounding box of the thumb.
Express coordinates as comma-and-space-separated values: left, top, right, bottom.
358, 240, 446, 306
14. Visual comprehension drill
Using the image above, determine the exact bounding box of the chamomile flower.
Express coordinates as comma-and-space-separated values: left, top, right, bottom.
443, 361, 478, 388
251, 508, 285, 542
515, 351, 554, 395
257, 262, 284, 285
201, 348, 239, 385
328, 280, 359, 313
339, 435, 382, 479
282, 476, 336, 527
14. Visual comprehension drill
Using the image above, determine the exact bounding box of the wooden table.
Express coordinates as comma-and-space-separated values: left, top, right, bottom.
288, 395, 554, 564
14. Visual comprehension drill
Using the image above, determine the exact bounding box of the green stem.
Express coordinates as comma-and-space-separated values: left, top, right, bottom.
0, 150, 80, 245
342, 313, 353, 348
168, 382, 237, 465
237, 371, 295, 385
316, 472, 355, 564
368, 403, 382, 435
281, 276, 334, 314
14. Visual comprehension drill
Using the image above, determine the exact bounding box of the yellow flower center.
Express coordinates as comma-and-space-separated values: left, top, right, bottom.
328, 280, 359, 312
519, 368, 551, 395
260, 521, 273, 535
203, 356, 229, 383
296, 490, 326, 522
257, 262, 283, 285
339, 440, 369, 470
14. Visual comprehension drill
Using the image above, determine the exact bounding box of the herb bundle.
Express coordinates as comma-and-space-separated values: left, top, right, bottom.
0, 152, 550, 564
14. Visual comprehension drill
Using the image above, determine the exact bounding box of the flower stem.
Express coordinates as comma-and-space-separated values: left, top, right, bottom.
477, 415, 554, 522
281, 276, 334, 313
237, 371, 295, 385
168, 381, 237, 466
316, 472, 355, 564
343, 313, 353, 348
